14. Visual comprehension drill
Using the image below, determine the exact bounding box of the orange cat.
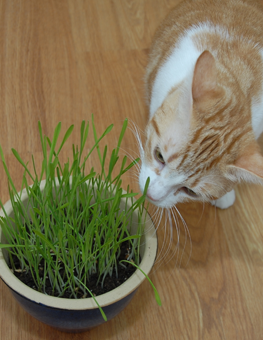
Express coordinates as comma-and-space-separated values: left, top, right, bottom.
139, 0, 263, 209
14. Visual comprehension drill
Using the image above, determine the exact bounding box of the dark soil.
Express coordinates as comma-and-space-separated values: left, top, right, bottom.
10, 239, 137, 299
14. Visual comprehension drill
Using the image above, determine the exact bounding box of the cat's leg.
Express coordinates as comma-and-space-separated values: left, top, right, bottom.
210, 189, 236, 209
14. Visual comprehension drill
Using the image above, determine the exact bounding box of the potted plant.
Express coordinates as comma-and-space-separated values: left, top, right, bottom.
0, 117, 159, 333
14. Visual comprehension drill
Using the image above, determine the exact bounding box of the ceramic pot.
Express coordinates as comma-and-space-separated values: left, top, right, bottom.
0, 180, 157, 332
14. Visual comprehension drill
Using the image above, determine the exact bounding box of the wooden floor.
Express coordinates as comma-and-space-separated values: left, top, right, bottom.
1, 1, 263, 339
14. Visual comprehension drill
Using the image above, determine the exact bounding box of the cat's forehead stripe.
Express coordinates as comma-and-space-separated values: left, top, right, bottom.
151, 117, 160, 137
145, 135, 153, 163
167, 152, 179, 163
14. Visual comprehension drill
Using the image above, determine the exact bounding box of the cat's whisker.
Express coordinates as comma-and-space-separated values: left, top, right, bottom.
117, 147, 141, 173
176, 206, 192, 267
199, 199, 206, 224
149, 206, 163, 235
127, 170, 140, 178
161, 208, 180, 267
170, 207, 180, 247
154, 208, 171, 267
144, 211, 164, 271
128, 175, 140, 183
130, 171, 140, 178
158, 207, 182, 268
152, 208, 168, 261
154, 208, 180, 269
128, 121, 144, 158
118, 145, 141, 159
128, 119, 146, 138
134, 205, 161, 246
169, 207, 181, 266
164, 206, 188, 268
161, 209, 174, 261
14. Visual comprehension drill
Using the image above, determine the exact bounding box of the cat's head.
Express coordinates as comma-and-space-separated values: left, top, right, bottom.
139, 51, 263, 208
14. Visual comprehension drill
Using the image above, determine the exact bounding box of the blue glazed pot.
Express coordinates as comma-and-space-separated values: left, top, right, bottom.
4, 283, 137, 332
0, 180, 157, 333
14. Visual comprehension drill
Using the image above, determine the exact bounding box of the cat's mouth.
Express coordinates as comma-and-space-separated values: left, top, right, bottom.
146, 188, 177, 206
146, 193, 161, 203
146, 186, 197, 205
146, 184, 183, 204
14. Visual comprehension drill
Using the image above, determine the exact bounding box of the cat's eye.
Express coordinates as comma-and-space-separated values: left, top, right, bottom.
154, 147, 165, 164
182, 187, 198, 197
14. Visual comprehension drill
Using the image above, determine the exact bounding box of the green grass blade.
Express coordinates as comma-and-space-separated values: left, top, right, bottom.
57, 124, 74, 155
115, 118, 128, 159
33, 230, 58, 254
0, 244, 26, 249
38, 122, 48, 178
91, 114, 103, 165
11, 149, 35, 182
74, 277, 107, 321
48, 122, 62, 165
121, 260, 162, 306
80, 121, 89, 160
0, 145, 19, 196
84, 115, 113, 169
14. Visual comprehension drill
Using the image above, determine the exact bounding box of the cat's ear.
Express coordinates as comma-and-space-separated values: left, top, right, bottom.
192, 50, 222, 105
226, 144, 263, 184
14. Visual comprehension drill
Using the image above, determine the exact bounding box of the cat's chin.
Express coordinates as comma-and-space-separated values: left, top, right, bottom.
147, 199, 173, 208
145, 190, 173, 208
146, 194, 181, 208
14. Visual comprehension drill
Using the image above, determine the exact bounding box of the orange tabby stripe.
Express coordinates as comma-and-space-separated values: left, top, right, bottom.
151, 117, 160, 137
167, 152, 179, 163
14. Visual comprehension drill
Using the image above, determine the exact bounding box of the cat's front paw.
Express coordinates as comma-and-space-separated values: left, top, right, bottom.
210, 189, 236, 209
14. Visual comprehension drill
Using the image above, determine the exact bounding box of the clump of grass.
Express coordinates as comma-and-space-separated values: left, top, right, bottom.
0, 116, 152, 307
